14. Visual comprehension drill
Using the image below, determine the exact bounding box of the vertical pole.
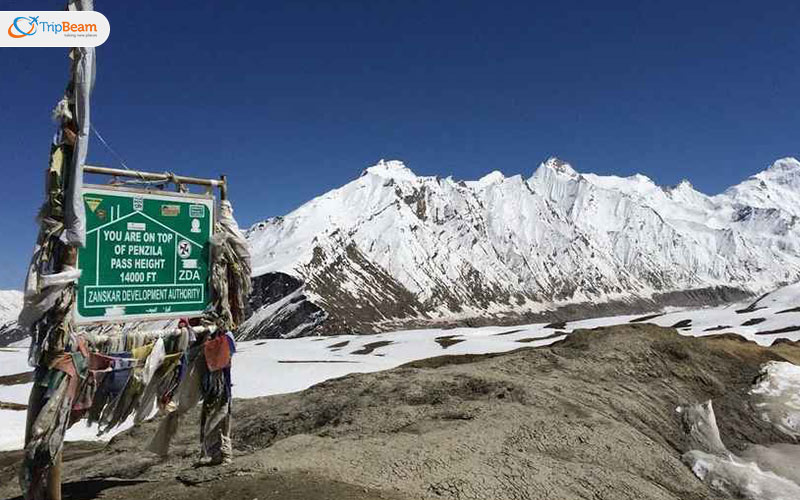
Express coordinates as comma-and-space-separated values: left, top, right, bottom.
48, 452, 63, 500
21, 1, 92, 497
24, 383, 63, 499
220, 175, 228, 201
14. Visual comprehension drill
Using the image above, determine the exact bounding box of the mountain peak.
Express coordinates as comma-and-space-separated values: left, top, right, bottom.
727, 157, 800, 196
760, 157, 800, 183
361, 159, 417, 181
670, 179, 694, 191
540, 157, 578, 177
476, 170, 505, 187
766, 157, 799, 171
720, 157, 800, 216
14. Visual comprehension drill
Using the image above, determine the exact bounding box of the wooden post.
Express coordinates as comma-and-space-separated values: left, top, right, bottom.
47, 452, 63, 500
24, 383, 63, 500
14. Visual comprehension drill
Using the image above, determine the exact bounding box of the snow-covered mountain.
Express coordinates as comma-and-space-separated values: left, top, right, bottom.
0, 290, 23, 346
242, 157, 800, 338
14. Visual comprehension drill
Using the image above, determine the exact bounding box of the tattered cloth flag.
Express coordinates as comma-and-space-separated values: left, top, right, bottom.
63, 0, 94, 247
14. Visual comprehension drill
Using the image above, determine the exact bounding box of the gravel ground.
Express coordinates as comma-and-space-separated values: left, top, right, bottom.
1, 324, 798, 500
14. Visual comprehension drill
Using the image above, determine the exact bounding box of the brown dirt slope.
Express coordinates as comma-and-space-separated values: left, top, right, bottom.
1, 324, 798, 500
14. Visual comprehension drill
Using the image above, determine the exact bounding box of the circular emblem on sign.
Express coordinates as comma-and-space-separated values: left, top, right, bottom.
177, 240, 192, 259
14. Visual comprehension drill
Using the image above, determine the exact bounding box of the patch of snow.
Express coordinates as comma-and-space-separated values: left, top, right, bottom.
750, 361, 800, 438
683, 450, 800, 500
681, 355, 800, 500
0, 346, 30, 377
1, 284, 798, 455
752, 282, 800, 310
0, 290, 23, 319
0, 321, 562, 451
0, 290, 23, 340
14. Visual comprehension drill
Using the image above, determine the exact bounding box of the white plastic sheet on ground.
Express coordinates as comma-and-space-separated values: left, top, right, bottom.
681, 362, 800, 500
750, 361, 800, 438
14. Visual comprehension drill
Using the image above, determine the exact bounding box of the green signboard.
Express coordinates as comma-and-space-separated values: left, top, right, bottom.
76, 185, 214, 324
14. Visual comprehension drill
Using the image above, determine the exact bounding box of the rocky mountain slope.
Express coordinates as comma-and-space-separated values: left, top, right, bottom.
242, 158, 800, 338
0, 290, 23, 347
2, 325, 797, 500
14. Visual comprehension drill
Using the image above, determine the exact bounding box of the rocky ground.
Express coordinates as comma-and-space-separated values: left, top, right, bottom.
243, 270, 752, 338
1, 324, 799, 500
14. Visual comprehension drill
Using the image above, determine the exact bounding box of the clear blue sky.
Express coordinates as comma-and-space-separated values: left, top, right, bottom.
1, 0, 799, 289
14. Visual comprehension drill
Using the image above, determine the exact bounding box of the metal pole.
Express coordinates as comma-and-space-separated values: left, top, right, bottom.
220, 174, 228, 201
84, 165, 226, 189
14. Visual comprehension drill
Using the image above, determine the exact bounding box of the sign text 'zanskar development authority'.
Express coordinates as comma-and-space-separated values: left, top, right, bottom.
76, 185, 214, 323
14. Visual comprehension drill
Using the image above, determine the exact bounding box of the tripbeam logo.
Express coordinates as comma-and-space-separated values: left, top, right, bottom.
2, 11, 109, 47
8, 16, 38, 38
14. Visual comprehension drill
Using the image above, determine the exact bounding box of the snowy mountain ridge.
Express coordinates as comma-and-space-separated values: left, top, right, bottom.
244, 157, 800, 338
0, 290, 23, 346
